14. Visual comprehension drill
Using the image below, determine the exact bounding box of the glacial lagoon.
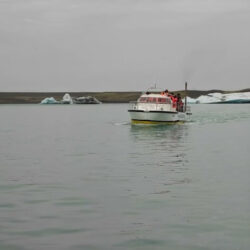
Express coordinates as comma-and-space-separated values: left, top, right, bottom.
0, 104, 250, 250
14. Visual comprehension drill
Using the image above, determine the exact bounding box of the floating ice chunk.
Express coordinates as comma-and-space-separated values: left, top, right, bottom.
222, 92, 250, 102
186, 92, 250, 104
40, 97, 59, 104
196, 94, 221, 103
61, 93, 73, 104
183, 97, 197, 104
73, 96, 101, 104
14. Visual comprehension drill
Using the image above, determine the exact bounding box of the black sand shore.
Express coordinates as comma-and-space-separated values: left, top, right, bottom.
0, 89, 249, 104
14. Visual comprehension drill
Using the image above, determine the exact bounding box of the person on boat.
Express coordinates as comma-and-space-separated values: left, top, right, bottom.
176, 93, 180, 111
168, 93, 175, 108
172, 95, 178, 109
161, 89, 169, 96
169, 92, 174, 102
177, 93, 183, 112
179, 101, 184, 112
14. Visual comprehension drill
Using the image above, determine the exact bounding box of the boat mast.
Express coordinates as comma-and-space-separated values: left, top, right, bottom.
185, 82, 187, 112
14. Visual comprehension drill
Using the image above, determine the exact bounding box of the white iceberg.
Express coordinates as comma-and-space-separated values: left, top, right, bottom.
196, 94, 222, 104
184, 96, 197, 104
186, 92, 250, 104
41, 93, 74, 104
61, 93, 73, 104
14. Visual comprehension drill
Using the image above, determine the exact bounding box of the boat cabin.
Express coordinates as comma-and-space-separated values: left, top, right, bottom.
130, 93, 177, 113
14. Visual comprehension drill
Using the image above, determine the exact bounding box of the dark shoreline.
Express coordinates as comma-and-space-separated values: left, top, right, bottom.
0, 89, 249, 104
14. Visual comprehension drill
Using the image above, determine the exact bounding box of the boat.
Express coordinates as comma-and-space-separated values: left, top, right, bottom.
128, 83, 192, 124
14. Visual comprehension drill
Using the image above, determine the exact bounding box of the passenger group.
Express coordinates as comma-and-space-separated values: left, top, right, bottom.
160, 89, 184, 112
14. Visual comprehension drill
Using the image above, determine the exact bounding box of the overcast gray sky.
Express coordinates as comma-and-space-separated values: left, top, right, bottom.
0, 0, 250, 91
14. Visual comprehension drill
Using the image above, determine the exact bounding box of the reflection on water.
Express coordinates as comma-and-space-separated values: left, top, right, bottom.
129, 124, 190, 164
130, 123, 189, 144
128, 124, 191, 189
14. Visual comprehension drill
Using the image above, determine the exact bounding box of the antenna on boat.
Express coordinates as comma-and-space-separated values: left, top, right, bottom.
185, 82, 187, 112
153, 80, 158, 89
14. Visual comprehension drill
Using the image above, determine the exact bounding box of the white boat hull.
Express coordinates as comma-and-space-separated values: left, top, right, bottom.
128, 110, 191, 124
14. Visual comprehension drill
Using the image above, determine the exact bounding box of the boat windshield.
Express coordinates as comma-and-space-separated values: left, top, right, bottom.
139, 97, 171, 104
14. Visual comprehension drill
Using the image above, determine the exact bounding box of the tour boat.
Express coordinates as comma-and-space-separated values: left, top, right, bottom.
128, 83, 192, 124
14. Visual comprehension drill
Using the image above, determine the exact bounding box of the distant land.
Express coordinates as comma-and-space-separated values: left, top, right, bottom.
0, 89, 250, 104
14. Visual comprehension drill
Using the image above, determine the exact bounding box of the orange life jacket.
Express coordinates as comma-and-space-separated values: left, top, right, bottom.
172, 97, 177, 108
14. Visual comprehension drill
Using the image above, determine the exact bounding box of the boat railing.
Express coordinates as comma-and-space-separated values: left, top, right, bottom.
129, 101, 137, 109
185, 106, 191, 112
129, 101, 139, 110
129, 101, 174, 111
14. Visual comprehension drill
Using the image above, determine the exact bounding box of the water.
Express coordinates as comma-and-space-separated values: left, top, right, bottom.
0, 104, 249, 250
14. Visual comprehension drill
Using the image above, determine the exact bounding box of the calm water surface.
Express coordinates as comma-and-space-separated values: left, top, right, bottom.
0, 104, 250, 250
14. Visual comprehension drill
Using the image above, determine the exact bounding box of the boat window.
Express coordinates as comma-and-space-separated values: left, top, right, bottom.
139, 97, 147, 102
158, 98, 171, 104
158, 98, 166, 103
139, 97, 164, 103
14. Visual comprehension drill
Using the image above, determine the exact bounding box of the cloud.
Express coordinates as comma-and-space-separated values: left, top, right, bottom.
0, 0, 250, 91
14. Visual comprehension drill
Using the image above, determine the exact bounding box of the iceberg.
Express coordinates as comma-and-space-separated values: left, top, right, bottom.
196, 94, 222, 104
73, 96, 101, 104
185, 96, 197, 104
40, 93, 73, 104
40, 97, 59, 104
186, 92, 250, 104
61, 93, 73, 104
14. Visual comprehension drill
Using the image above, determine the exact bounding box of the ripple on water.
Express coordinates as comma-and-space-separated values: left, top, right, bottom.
23, 199, 49, 204
134, 198, 167, 210
55, 197, 95, 207
39, 215, 60, 220
0, 243, 27, 250
0, 203, 16, 208
163, 177, 192, 186
69, 245, 100, 250
114, 238, 167, 248
0, 184, 31, 191
10, 228, 89, 237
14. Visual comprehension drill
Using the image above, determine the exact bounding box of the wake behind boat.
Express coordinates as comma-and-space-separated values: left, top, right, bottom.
128, 82, 192, 124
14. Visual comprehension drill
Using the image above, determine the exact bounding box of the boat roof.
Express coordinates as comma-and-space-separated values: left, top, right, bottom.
141, 93, 170, 97
143, 86, 164, 93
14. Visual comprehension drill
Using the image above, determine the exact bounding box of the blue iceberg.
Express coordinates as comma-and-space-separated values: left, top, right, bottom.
40, 97, 59, 104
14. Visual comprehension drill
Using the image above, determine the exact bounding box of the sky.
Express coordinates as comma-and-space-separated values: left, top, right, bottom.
0, 0, 250, 92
